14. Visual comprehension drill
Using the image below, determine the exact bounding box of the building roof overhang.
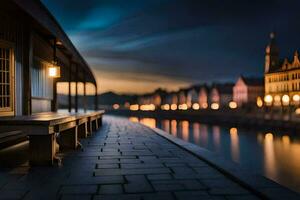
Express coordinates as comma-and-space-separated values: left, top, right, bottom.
12, 0, 97, 85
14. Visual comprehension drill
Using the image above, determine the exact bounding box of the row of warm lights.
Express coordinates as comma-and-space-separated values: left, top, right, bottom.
263, 94, 300, 106
140, 104, 156, 111
116, 101, 238, 111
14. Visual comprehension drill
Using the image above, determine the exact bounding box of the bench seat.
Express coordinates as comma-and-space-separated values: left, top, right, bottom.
0, 130, 27, 149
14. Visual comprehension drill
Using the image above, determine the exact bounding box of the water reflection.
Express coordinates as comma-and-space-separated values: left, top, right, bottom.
162, 120, 170, 133
213, 126, 221, 151
229, 127, 239, 163
171, 120, 177, 137
139, 118, 156, 128
181, 121, 189, 141
193, 123, 200, 145
131, 116, 300, 193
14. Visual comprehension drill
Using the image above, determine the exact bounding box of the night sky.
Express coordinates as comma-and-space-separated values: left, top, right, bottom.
42, 0, 300, 94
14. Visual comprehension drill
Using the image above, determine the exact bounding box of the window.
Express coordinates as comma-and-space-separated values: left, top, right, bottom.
31, 58, 53, 99
0, 43, 14, 116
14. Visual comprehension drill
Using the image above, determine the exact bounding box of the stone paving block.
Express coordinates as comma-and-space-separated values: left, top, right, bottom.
147, 173, 173, 180
94, 167, 171, 176
174, 191, 212, 200
119, 159, 141, 164
64, 175, 125, 185
99, 184, 123, 194
61, 194, 92, 200
193, 167, 224, 179
97, 159, 119, 164
60, 185, 98, 194
96, 164, 119, 169
120, 163, 164, 169
121, 150, 154, 156
152, 182, 184, 191
93, 194, 141, 200
124, 175, 153, 193
142, 192, 175, 200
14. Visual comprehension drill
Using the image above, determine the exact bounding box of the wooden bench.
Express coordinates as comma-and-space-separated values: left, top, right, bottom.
0, 130, 27, 149
0, 110, 105, 165
86, 110, 105, 134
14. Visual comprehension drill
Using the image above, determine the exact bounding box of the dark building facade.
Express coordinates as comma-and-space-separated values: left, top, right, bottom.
0, 0, 96, 116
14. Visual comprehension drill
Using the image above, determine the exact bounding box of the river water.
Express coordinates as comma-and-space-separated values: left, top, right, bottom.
128, 116, 300, 193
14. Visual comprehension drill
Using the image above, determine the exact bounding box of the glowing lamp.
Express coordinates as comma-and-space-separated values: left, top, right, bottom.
273, 95, 281, 106
161, 104, 170, 110
264, 95, 273, 106
229, 101, 237, 109
129, 104, 139, 111
140, 104, 155, 111
192, 103, 200, 110
295, 108, 300, 115
178, 104, 188, 110
48, 65, 61, 78
171, 104, 177, 110
265, 133, 273, 140
211, 103, 219, 110
230, 127, 238, 135
293, 94, 300, 102
256, 97, 263, 108
112, 104, 120, 110
282, 94, 290, 106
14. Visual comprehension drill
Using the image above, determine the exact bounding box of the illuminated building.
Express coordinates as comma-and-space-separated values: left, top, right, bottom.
233, 76, 264, 107
198, 85, 209, 109
264, 32, 300, 106
209, 83, 234, 108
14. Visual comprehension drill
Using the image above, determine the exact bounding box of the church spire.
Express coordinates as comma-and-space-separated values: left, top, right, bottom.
265, 32, 279, 73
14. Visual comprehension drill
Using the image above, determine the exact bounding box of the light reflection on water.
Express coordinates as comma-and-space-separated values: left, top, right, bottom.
130, 117, 300, 193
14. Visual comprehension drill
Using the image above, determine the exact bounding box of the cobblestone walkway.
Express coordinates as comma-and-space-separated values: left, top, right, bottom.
0, 116, 261, 200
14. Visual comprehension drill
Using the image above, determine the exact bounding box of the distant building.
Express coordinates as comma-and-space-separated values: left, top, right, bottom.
233, 76, 264, 106
198, 85, 209, 109
178, 89, 189, 105
187, 86, 201, 108
209, 83, 234, 108
164, 92, 178, 105
264, 32, 300, 105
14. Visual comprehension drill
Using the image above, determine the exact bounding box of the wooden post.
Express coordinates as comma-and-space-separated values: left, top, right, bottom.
52, 80, 57, 111
68, 59, 72, 112
51, 39, 57, 112
94, 83, 98, 111
83, 79, 87, 112
23, 28, 33, 115
75, 65, 78, 113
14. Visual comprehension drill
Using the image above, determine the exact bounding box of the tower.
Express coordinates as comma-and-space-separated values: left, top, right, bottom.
265, 32, 279, 73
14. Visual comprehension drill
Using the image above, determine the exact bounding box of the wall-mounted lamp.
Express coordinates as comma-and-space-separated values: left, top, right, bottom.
49, 62, 61, 78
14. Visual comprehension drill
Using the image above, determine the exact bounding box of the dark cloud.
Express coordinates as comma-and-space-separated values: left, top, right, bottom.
42, 0, 300, 93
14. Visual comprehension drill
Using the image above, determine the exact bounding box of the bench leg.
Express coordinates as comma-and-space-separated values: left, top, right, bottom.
29, 134, 56, 165
59, 126, 78, 150
97, 117, 103, 127
92, 120, 98, 131
88, 120, 92, 135
78, 122, 88, 138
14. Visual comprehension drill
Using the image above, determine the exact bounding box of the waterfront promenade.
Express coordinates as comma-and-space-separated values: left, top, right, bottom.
0, 116, 296, 200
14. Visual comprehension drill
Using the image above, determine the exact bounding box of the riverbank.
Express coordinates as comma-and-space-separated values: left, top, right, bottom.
106, 109, 300, 131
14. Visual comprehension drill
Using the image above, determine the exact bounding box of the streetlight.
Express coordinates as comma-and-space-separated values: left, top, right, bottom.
264, 95, 273, 106
256, 97, 263, 108
229, 101, 237, 109
282, 94, 290, 106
